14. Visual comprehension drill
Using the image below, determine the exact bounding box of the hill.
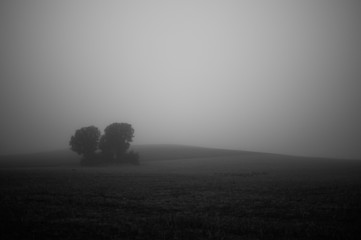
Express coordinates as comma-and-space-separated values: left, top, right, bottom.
1, 144, 360, 175
132, 144, 256, 161
0, 149, 79, 168
0, 144, 249, 168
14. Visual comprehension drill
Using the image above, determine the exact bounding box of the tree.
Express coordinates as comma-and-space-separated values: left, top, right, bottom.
69, 126, 100, 159
99, 122, 134, 160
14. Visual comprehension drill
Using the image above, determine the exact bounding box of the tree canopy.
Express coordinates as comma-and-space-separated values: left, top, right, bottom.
99, 123, 134, 160
69, 126, 100, 159
70, 122, 138, 165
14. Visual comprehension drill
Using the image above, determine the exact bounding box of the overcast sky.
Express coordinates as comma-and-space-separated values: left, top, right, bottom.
1, 0, 360, 158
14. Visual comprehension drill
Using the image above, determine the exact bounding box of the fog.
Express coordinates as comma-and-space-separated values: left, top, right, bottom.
1, 0, 360, 158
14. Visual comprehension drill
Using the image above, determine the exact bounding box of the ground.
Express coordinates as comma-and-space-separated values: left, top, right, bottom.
0, 146, 360, 239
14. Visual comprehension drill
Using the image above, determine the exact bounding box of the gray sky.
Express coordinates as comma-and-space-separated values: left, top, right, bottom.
1, 0, 361, 158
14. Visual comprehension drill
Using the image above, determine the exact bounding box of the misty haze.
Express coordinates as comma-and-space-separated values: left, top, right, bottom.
1, 1, 361, 239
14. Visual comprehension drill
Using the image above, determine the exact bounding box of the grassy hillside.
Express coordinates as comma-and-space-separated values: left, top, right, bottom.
1, 144, 360, 177
132, 144, 255, 161
1, 144, 358, 174
0, 149, 79, 167
0, 144, 253, 168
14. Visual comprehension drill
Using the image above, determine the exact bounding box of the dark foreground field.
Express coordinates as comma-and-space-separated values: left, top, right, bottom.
1, 145, 361, 239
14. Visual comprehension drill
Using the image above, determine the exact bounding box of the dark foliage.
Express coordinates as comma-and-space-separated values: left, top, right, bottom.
99, 123, 134, 161
69, 126, 100, 159
69, 122, 139, 166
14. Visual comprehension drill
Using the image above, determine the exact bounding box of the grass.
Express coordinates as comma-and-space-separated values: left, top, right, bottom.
0, 145, 360, 239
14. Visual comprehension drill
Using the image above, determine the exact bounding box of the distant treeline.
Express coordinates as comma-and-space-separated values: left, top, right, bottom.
69, 122, 139, 166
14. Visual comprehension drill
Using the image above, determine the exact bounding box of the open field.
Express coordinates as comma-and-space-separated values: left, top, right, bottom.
1, 145, 361, 239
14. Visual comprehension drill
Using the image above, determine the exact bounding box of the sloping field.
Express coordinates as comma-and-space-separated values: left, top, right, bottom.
1, 144, 359, 176
0, 144, 255, 168
0, 149, 79, 167
133, 144, 254, 161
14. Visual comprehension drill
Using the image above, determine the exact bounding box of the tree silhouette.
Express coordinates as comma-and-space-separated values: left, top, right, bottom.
69, 126, 100, 159
99, 122, 134, 160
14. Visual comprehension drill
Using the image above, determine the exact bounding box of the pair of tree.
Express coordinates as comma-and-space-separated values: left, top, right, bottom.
69, 123, 136, 163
